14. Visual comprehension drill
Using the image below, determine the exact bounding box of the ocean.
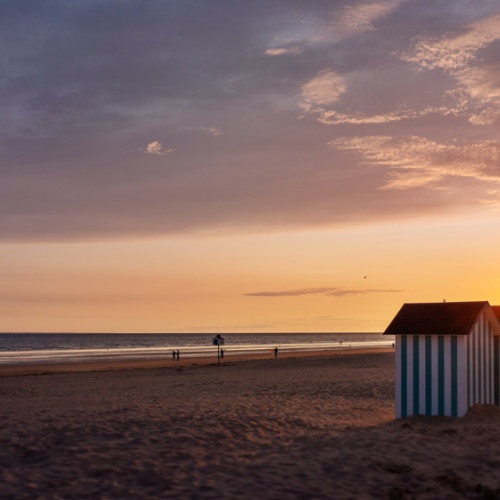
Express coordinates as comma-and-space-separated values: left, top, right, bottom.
0, 332, 394, 366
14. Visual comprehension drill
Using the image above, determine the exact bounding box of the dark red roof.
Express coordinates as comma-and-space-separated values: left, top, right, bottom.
492, 306, 500, 322
384, 301, 489, 336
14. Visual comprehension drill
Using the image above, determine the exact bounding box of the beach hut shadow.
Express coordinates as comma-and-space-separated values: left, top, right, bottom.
324, 403, 500, 499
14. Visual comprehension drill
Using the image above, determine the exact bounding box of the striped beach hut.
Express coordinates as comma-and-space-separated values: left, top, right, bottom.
384, 301, 500, 418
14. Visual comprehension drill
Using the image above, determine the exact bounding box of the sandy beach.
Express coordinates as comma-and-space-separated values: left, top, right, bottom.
1, 349, 500, 499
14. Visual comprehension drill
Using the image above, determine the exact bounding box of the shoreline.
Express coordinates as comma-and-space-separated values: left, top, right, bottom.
0, 346, 393, 376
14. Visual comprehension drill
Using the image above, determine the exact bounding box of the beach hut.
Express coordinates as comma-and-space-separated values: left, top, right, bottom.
493, 306, 500, 406
384, 301, 500, 418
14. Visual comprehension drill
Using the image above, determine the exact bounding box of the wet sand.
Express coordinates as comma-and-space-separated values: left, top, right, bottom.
1, 349, 500, 498
0, 347, 390, 376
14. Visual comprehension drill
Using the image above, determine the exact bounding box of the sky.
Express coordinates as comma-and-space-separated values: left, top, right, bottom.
1, 0, 500, 333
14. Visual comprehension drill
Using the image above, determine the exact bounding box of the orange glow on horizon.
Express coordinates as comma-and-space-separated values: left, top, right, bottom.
2, 217, 500, 333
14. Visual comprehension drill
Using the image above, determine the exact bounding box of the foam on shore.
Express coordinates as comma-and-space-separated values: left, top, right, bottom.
0, 346, 392, 376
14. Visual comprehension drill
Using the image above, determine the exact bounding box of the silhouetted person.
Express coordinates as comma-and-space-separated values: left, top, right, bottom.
176, 349, 180, 361
220, 348, 224, 359
172, 350, 176, 361
273, 347, 278, 358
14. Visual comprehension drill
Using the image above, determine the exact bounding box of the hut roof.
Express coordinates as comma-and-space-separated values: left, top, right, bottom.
492, 306, 500, 321
384, 301, 490, 336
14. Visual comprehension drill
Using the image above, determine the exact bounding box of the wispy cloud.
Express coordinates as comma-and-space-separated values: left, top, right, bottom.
300, 70, 347, 113
263, 0, 404, 62
184, 126, 222, 136
245, 287, 402, 297
143, 141, 176, 155
299, 69, 462, 126
399, 14, 500, 72
399, 13, 500, 125
204, 127, 222, 136
265, 47, 302, 56
300, 13, 500, 127
311, 105, 459, 126
330, 136, 500, 189
324, 0, 405, 40
482, 189, 500, 210
271, 0, 405, 48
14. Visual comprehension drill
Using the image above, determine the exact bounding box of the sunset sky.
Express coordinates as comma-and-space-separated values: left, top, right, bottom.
2, 0, 500, 333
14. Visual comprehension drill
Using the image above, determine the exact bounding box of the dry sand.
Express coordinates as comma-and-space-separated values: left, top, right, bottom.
1, 349, 500, 499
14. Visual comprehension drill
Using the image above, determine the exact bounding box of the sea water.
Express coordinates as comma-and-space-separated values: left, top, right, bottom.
0, 332, 394, 366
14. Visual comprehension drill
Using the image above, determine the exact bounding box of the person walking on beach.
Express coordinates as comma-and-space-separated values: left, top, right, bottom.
176, 349, 180, 361
273, 346, 278, 358
172, 350, 176, 361
220, 348, 224, 359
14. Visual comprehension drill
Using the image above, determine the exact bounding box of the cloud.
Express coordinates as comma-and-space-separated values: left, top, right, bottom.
300, 12, 500, 127
2, 1, 500, 242
399, 13, 500, 125
265, 47, 302, 56
204, 127, 222, 136
299, 72, 458, 126
298, 65, 462, 127
399, 14, 500, 72
146, 141, 163, 155
330, 136, 500, 189
269, 0, 405, 48
184, 126, 222, 136
245, 287, 402, 297
324, 0, 405, 40
144, 141, 175, 155
300, 70, 347, 112
311, 104, 459, 126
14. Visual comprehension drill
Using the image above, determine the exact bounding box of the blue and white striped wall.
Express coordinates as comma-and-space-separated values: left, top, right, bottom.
396, 312, 500, 418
